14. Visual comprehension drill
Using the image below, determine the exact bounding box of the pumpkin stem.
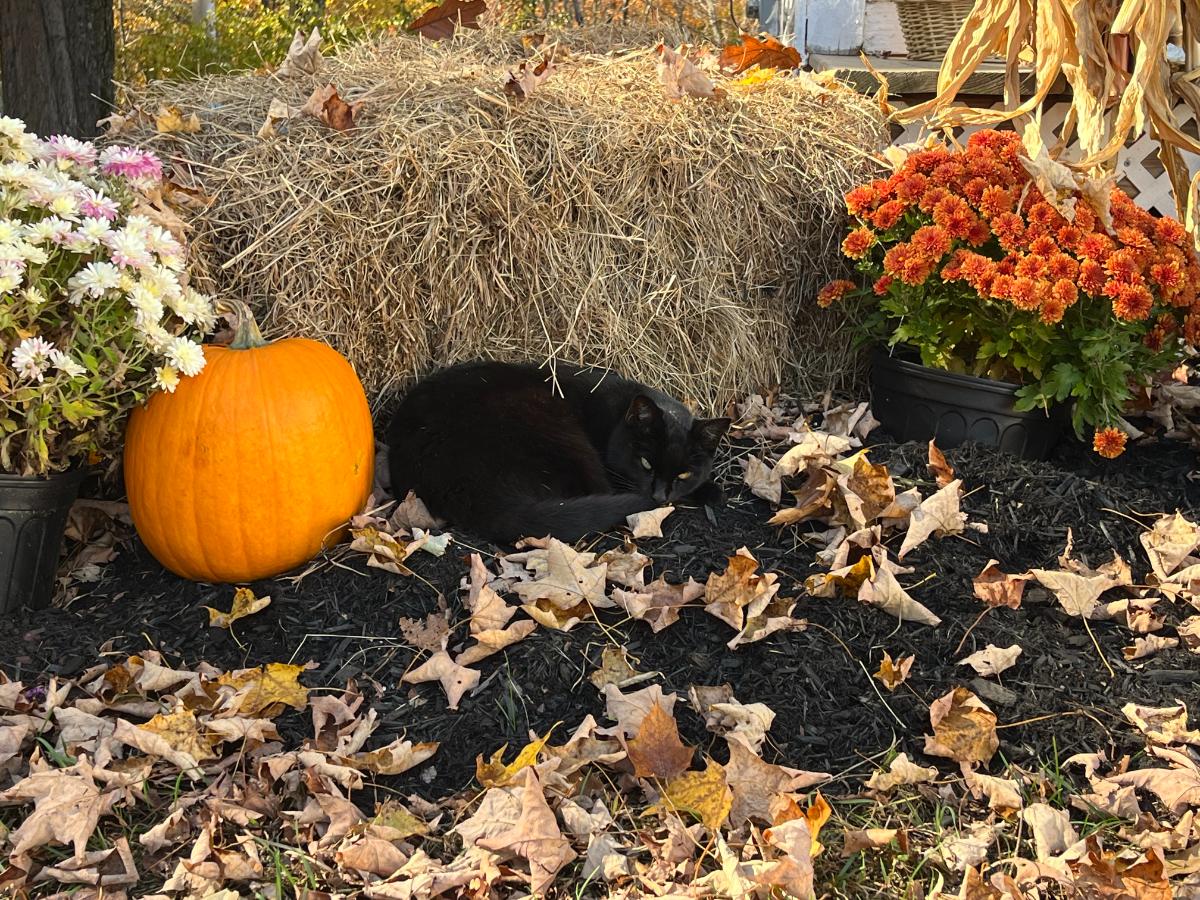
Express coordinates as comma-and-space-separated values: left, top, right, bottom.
215, 299, 268, 350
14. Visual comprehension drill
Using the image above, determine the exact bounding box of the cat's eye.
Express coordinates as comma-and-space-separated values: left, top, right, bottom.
677, 472, 692, 480
639, 457, 652, 470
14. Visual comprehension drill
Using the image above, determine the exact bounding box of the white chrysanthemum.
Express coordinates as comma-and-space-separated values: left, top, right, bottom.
10, 335, 53, 382
48, 193, 80, 220
0, 261, 22, 293
0, 162, 32, 187
49, 348, 86, 379
127, 284, 165, 325
16, 242, 48, 266
141, 265, 182, 304
154, 365, 181, 393
0, 219, 20, 243
166, 337, 206, 377
68, 260, 122, 301
0, 241, 23, 265
23, 216, 71, 245
77, 216, 112, 243
105, 226, 152, 270
22, 286, 46, 307
0, 116, 26, 140
123, 214, 153, 237
177, 288, 217, 331
144, 225, 181, 256
139, 323, 173, 352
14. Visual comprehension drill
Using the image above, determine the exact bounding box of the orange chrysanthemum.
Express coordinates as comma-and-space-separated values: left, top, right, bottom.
1080, 259, 1107, 296
991, 212, 1025, 253
1116, 226, 1154, 254
1055, 225, 1083, 251
1112, 283, 1153, 321
1143, 326, 1166, 352
872, 200, 907, 231
872, 275, 894, 296
842, 227, 876, 260
965, 218, 991, 247
1093, 427, 1127, 459
1045, 253, 1079, 282
1050, 279, 1078, 308
845, 184, 877, 218
1029, 235, 1059, 258
1073, 203, 1097, 233
978, 185, 1013, 219
894, 173, 928, 204
1009, 277, 1044, 311
1149, 261, 1185, 294
910, 224, 952, 262
1183, 313, 1200, 346
918, 187, 951, 215
1039, 297, 1066, 325
1105, 248, 1143, 285
1027, 202, 1064, 230
962, 177, 990, 205
1078, 233, 1115, 263
932, 195, 974, 239
1156, 217, 1188, 246
816, 279, 857, 308
1015, 254, 1046, 280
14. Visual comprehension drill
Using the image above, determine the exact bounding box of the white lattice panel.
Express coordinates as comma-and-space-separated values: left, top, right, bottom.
890, 99, 1200, 217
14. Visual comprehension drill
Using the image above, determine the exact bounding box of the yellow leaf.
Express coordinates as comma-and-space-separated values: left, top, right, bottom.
139, 708, 218, 761
805, 554, 873, 599
205, 587, 271, 629
873, 651, 914, 691
476, 727, 556, 788
654, 758, 732, 831
923, 687, 998, 766
155, 105, 201, 134
217, 662, 308, 716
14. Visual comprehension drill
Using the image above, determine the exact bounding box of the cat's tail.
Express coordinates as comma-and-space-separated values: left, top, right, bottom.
491, 493, 655, 543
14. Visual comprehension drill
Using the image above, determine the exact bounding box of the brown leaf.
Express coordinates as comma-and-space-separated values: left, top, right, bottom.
743, 455, 782, 505
407, 0, 487, 40
1121, 702, 1200, 746
0, 761, 118, 858
927, 440, 956, 488
399, 611, 450, 653
455, 620, 538, 666
1020, 803, 1080, 861
724, 737, 829, 827
601, 682, 678, 739
598, 544, 650, 589
300, 84, 363, 131
611, 577, 704, 633
858, 564, 942, 627
756, 817, 815, 897
342, 738, 439, 776
923, 687, 999, 766
718, 33, 802, 74
504, 51, 555, 100
401, 651, 480, 710
840, 454, 896, 525
704, 548, 780, 631
477, 768, 576, 895
1122, 635, 1179, 660
626, 505, 674, 539
964, 768, 1023, 814
898, 479, 966, 558
973, 560, 1029, 609
625, 701, 694, 780
276, 27, 322, 77
690, 688, 775, 753
155, 105, 201, 134
769, 466, 837, 525
657, 44, 723, 102
476, 728, 553, 788
1031, 568, 1123, 619
1141, 513, 1200, 580
589, 645, 641, 691
841, 828, 900, 856
874, 651, 914, 691
958, 644, 1022, 678
776, 431, 854, 474
337, 833, 408, 877
1108, 768, 1200, 816
205, 587, 270, 630
514, 538, 608, 609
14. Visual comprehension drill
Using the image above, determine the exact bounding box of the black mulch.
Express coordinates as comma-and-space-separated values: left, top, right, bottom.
2, 434, 1198, 805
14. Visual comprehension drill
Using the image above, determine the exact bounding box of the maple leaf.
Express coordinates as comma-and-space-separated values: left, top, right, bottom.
1108, 768, 1200, 816
1140, 512, 1200, 580
337, 832, 408, 877
217, 663, 309, 717
1179, 615, 1200, 652
300, 83, 363, 131
477, 769, 576, 895
609, 578, 700, 633
1020, 803, 1080, 860
399, 610, 451, 653
718, 32, 802, 74
514, 538, 608, 609
276, 27, 322, 77
654, 758, 732, 830
724, 737, 829, 827
841, 828, 902, 856
0, 761, 119, 858
1032, 568, 1124, 619
704, 548, 780, 631
689, 686, 775, 752
402, 651, 480, 710
601, 682, 678, 739
756, 817, 815, 898
204, 587, 270, 630
407, 0, 487, 39
598, 544, 650, 589
476, 728, 554, 788
865, 753, 938, 792
588, 645, 641, 691
504, 51, 555, 100
626, 505, 674, 539
838, 453, 895, 526
964, 768, 1023, 814
657, 44, 723, 102
455, 620, 538, 666
858, 564, 942, 627
806, 554, 873, 599
390, 490, 442, 531
155, 105, 201, 134
959, 643, 1022, 678
464, 552, 516, 632
973, 560, 1029, 609
873, 651, 914, 691
625, 701, 694, 779
776, 430, 854, 474
727, 594, 804, 649
743, 455, 782, 505
1121, 701, 1200, 746
926, 440, 956, 488
924, 687, 999, 766
1122, 635, 1178, 660
342, 738, 439, 776
769, 466, 837, 525
898, 479, 967, 558
545, 715, 626, 775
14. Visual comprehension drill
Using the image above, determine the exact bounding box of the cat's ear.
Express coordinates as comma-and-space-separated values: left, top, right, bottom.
625, 395, 661, 434
692, 417, 731, 451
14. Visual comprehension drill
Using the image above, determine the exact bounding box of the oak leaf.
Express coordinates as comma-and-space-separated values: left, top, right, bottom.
973, 560, 1029, 609
401, 651, 480, 710
657, 44, 723, 102
205, 587, 270, 629
923, 687, 999, 766
718, 33, 802, 74
477, 769, 576, 895
874, 651, 914, 691
625, 701, 694, 780
407, 0, 487, 39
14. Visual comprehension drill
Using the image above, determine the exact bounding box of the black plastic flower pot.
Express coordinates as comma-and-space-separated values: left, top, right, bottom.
869, 347, 1069, 460
0, 469, 86, 613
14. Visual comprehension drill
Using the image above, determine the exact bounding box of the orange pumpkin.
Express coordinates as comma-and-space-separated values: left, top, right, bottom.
124, 301, 374, 583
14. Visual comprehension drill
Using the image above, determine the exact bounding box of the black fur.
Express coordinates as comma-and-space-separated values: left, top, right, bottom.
386, 361, 730, 543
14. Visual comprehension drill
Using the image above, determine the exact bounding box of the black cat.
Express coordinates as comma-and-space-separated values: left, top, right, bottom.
386, 361, 730, 543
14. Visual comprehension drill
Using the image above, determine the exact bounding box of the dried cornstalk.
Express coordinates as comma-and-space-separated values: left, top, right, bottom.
892, 0, 1200, 227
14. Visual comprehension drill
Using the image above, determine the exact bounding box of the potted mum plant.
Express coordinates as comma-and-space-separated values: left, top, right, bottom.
0, 117, 215, 611
820, 129, 1199, 460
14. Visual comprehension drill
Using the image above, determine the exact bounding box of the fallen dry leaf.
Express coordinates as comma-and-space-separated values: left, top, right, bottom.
756, 816, 815, 898
625, 701, 694, 780
806, 554, 873, 599
1180, 616, 1200, 651
300, 84, 364, 131
1141, 513, 1200, 580
476, 728, 553, 788
927, 440, 956, 488
407, 0, 487, 39
923, 687, 999, 766
1121, 702, 1200, 746
865, 753, 938, 792
477, 768, 575, 895
727, 594, 803, 649
204, 587, 270, 630
743, 455, 783, 505
514, 539, 608, 610
657, 44, 723, 102
398, 611, 450, 653
626, 505, 674, 539
341, 738, 439, 776
964, 768, 1023, 814
724, 737, 829, 827
1108, 768, 1200, 816
837, 453, 896, 526
257, 98, 294, 139
1032, 568, 1124, 619
690, 687, 775, 752
718, 32, 802, 74
504, 52, 555, 100
612, 577, 703, 632
841, 828, 901, 856
401, 651, 480, 710
598, 544, 649, 589
704, 548, 780, 631
874, 651, 914, 691
1021, 803, 1080, 861
898, 479, 967, 558
655, 758, 732, 830
958, 644, 1022, 678
859, 564, 942, 627
589, 645, 641, 691
973, 560, 1029, 609
455, 620, 538, 666
769, 466, 837, 525
276, 27, 322, 77
1122, 635, 1179, 660
601, 682, 678, 739
155, 105, 201, 134
0, 762, 119, 858
217, 662, 309, 717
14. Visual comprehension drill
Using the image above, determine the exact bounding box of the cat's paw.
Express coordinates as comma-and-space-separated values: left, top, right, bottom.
691, 480, 726, 509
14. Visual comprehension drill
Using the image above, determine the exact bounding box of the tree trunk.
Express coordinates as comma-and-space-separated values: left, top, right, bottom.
0, 0, 114, 139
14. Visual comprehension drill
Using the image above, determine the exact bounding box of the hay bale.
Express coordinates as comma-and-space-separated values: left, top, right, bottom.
121, 27, 885, 412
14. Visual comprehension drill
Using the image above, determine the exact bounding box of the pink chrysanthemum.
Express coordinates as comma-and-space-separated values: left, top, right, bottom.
77, 187, 120, 221
99, 146, 163, 188
44, 135, 98, 169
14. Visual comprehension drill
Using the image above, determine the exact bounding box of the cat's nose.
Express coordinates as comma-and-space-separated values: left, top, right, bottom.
652, 484, 669, 503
